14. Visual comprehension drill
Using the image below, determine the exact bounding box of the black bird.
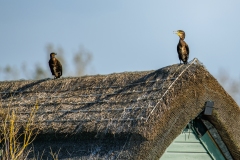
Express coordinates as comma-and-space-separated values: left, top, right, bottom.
174, 30, 189, 64
49, 52, 62, 79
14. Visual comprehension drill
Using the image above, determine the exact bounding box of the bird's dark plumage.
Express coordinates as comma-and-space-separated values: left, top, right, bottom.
49, 52, 62, 79
174, 30, 189, 64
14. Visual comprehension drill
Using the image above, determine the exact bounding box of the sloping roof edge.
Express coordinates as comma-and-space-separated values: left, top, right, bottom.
0, 58, 239, 159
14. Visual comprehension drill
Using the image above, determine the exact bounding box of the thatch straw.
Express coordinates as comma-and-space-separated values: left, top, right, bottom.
0, 58, 239, 159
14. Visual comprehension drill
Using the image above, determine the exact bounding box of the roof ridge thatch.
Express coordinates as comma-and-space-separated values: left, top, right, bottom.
0, 58, 239, 159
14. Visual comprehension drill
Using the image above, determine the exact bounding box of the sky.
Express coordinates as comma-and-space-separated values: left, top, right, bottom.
0, 1, 240, 81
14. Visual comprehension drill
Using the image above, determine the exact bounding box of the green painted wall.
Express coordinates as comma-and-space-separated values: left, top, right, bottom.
160, 128, 225, 160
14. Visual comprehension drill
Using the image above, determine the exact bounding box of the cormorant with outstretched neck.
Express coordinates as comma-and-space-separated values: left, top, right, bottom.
174, 30, 189, 64
49, 52, 62, 79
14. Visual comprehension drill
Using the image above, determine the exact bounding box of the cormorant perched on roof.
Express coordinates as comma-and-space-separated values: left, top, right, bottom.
49, 52, 62, 79
174, 30, 189, 64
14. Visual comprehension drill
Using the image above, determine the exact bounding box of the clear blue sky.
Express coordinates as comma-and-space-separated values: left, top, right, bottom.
1, 1, 240, 80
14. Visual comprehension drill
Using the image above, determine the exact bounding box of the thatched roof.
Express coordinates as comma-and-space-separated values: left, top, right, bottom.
0, 58, 239, 159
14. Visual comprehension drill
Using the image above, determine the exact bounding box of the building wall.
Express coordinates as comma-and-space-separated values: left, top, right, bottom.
160, 127, 225, 160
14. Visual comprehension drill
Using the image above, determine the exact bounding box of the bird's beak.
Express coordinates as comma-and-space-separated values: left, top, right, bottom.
173, 31, 178, 34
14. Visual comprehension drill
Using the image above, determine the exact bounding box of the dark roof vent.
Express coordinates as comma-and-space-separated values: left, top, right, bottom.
204, 101, 214, 115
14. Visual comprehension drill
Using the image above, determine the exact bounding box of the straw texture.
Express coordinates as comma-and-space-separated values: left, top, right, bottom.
0, 58, 239, 159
